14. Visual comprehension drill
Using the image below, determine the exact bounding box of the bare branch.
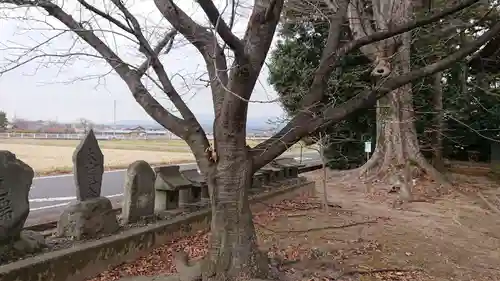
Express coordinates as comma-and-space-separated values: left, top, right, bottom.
154, 0, 228, 115
108, 0, 203, 127
76, 0, 133, 34
136, 29, 177, 75
196, 0, 245, 59
252, 6, 500, 169
1, 0, 190, 139
347, 0, 378, 61
218, 0, 285, 136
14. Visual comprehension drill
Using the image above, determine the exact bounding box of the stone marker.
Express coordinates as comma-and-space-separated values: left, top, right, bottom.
73, 129, 104, 201
252, 172, 266, 189
154, 165, 193, 211
181, 169, 207, 204
262, 165, 284, 183
57, 132, 119, 240
57, 197, 119, 240
0, 151, 34, 243
273, 157, 301, 178
122, 160, 156, 224
258, 169, 273, 185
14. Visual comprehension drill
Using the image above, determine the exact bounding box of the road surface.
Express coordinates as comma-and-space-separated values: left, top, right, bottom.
26, 151, 320, 225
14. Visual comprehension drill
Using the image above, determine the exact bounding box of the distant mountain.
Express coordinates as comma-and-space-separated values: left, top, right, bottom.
113, 120, 164, 129
109, 114, 277, 133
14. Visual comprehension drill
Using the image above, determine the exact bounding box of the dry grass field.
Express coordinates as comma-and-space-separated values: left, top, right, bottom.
0, 138, 306, 176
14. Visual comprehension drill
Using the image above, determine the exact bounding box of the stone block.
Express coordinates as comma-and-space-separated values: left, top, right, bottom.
252, 172, 266, 189
262, 166, 284, 182
258, 169, 274, 184
178, 189, 194, 208
12, 230, 46, 254
56, 196, 119, 240
0, 151, 34, 244
155, 190, 179, 211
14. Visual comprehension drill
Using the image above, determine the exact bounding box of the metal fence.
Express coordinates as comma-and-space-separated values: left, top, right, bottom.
0, 132, 179, 140
0, 132, 270, 141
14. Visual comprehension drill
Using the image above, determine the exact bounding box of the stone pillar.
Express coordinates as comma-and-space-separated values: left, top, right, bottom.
122, 160, 155, 224
56, 130, 119, 240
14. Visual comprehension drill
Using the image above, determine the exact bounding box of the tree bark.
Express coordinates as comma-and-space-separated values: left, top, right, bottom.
202, 142, 268, 281
352, 0, 449, 193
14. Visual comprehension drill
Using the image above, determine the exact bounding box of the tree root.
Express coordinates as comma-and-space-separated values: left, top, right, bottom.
355, 146, 452, 201
477, 191, 500, 214
255, 220, 378, 235
331, 267, 425, 280
172, 250, 202, 281
254, 200, 341, 211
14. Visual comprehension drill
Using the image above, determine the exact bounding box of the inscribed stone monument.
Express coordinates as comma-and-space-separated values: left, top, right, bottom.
73, 129, 104, 201
57, 131, 119, 240
122, 160, 156, 224
0, 151, 34, 243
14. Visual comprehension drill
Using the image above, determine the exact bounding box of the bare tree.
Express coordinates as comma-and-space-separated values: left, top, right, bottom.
1, 0, 498, 279
78, 118, 93, 134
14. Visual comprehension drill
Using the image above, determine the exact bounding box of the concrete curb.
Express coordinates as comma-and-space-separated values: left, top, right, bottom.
0, 179, 315, 281
24, 163, 322, 232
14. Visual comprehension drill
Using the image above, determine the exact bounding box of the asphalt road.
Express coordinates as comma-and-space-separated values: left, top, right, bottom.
26, 151, 320, 225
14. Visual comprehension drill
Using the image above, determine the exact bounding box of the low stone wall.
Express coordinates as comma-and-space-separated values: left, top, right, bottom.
0, 179, 315, 281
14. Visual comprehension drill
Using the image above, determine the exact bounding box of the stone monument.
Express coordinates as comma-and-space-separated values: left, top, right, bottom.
0, 151, 46, 258
56, 130, 119, 240
122, 160, 156, 224
0, 151, 34, 243
73, 129, 104, 201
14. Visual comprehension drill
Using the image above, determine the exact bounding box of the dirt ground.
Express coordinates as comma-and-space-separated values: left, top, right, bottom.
88, 169, 500, 281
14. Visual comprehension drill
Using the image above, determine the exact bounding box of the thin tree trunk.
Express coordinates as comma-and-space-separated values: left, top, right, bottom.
432, 72, 445, 172
319, 136, 329, 213
202, 144, 268, 281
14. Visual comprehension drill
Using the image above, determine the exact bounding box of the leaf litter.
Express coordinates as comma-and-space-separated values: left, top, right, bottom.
88, 169, 500, 281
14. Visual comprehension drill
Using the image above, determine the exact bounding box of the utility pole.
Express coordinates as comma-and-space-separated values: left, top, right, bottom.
113, 100, 117, 138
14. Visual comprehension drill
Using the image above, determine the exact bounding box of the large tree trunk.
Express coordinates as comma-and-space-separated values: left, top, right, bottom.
351, 0, 449, 195
202, 143, 268, 281
359, 78, 448, 196
360, 84, 445, 185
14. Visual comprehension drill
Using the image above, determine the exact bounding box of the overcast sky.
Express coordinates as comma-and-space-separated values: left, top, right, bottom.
0, 0, 283, 124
